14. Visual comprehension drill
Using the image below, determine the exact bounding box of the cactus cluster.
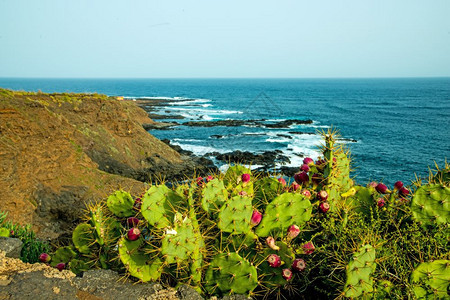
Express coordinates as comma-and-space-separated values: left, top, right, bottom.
343, 244, 377, 298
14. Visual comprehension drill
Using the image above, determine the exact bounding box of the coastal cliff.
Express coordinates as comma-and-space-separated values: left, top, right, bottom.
0, 89, 213, 240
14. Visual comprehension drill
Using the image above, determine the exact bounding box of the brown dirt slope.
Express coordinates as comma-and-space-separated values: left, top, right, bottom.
0, 89, 189, 239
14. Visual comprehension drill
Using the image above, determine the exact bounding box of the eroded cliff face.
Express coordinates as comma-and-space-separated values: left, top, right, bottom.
0, 89, 188, 239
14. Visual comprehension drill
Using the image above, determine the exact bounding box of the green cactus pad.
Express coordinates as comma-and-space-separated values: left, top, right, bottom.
106, 190, 135, 217
344, 244, 377, 298
161, 216, 197, 264
411, 184, 450, 226
258, 241, 295, 286
141, 185, 184, 228
218, 195, 253, 234
253, 177, 283, 209
50, 246, 77, 267
205, 252, 258, 295
201, 178, 228, 213
255, 193, 312, 237
118, 237, 162, 282
411, 260, 450, 299
69, 258, 91, 275
72, 223, 95, 254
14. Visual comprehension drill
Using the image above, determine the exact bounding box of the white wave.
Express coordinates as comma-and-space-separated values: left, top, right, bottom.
170, 142, 227, 156
266, 138, 290, 143
201, 104, 212, 107
167, 107, 243, 115
172, 138, 202, 142
124, 96, 192, 101
168, 99, 212, 106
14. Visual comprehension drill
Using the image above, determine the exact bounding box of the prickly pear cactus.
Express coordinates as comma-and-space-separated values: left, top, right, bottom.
218, 195, 253, 235
50, 246, 77, 267
141, 185, 184, 228
256, 193, 312, 237
201, 178, 228, 213
161, 214, 197, 264
410, 184, 450, 226
343, 244, 377, 298
72, 223, 95, 254
410, 260, 450, 299
106, 190, 135, 217
118, 237, 162, 282
253, 177, 284, 209
205, 252, 258, 295
258, 241, 296, 287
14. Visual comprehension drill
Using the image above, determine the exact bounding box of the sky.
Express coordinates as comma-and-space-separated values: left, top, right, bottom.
0, 0, 449, 78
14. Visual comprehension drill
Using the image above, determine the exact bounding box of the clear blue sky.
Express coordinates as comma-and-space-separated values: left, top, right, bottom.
0, 0, 449, 78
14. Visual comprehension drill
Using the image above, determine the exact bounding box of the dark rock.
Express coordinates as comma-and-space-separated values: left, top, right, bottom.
142, 122, 178, 130
0, 237, 23, 259
181, 119, 313, 129
288, 131, 315, 135
215, 151, 290, 167
177, 285, 204, 300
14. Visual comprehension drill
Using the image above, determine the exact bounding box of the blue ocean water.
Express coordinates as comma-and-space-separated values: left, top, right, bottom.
1, 78, 449, 185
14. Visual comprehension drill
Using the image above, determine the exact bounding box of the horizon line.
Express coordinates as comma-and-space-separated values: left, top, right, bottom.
1, 76, 450, 80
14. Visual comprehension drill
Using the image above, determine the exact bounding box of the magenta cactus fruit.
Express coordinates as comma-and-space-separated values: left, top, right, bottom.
39, 253, 51, 263
394, 181, 404, 190
301, 189, 311, 198
127, 217, 139, 227
399, 187, 410, 196
294, 171, 309, 185
303, 157, 314, 166
267, 254, 281, 267
318, 190, 328, 201
206, 175, 214, 182
292, 258, 306, 271
266, 236, 280, 251
376, 183, 389, 194
301, 241, 315, 255
290, 182, 300, 192
319, 202, 330, 213
282, 268, 293, 281
134, 197, 142, 210
55, 263, 66, 271
300, 164, 310, 172
368, 182, 378, 188
278, 177, 287, 186
241, 173, 251, 183
377, 198, 386, 208
127, 228, 141, 241
287, 224, 300, 240
250, 210, 262, 226
196, 177, 204, 186
311, 173, 322, 184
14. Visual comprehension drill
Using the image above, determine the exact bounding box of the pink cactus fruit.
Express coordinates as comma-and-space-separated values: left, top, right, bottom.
287, 224, 300, 240
196, 177, 204, 186
300, 164, 310, 172
377, 198, 386, 208
319, 202, 330, 213
278, 177, 287, 186
376, 183, 389, 194
282, 268, 293, 281
39, 253, 51, 263
241, 173, 251, 183
127, 217, 140, 227
266, 236, 280, 250
368, 182, 378, 188
206, 175, 214, 182
394, 181, 404, 190
55, 263, 66, 271
311, 173, 322, 184
303, 157, 314, 166
292, 258, 306, 271
127, 228, 141, 241
267, 254, 281, 267
318, 190, 328, 201
134, 197, 142, 210
250, 210, 262, 226
301, 189, 311, 198
290, 182, 300, 192
294, 171, 309, 185
301, 241, 315, 255
399, 187, 409, 196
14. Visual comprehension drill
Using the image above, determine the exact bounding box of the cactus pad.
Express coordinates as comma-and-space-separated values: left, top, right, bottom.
106, 190, 135, 217
343, 244, 377, 298
258, 241, 296, 286
205, 252, 258, 295
218, 195, 253, 234
141, 185, 184, 228
72, 223, 95, 254
253, 177, 283, 209
161, 216, 197, 264
50, 246, 77, 267
411, 184, 449, 226
201, 178, 228, 213
410, 260, 450, 299
255, 193, 312, 237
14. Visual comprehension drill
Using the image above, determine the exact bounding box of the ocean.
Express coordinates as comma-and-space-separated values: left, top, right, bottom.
1, 77, 449, 186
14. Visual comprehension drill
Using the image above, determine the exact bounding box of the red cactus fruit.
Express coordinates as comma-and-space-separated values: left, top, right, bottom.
303, 157, 314, 166
267, 254, 281, 267
250, 210, 262, 226
311, 173, 322, 184
282, 268, 293, 281
294, 171, 309, 185
287, 224, 300, 240
300, 164, 310, 172
39, 253, 51, 263
241, 173, 251, 183
277, 177, 287, 186
290, 182, 300, 192
292, 258, 306, 271
377, 198, 386, 208
127, 217, 140, 227
376, 183, 389, 194
127, 228, 141, 241
301, 241, 315, 255
134, 197, 142, 210
206, 175, 214, 182
399, 187, 409, 196
55, 263, 66, 271
394, 181, 404, 190
319, 202, 330, 213
266, 236, 280, 251
196, 177, 204, 186
318, 190, 328, 201
301, 189, 311, 198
